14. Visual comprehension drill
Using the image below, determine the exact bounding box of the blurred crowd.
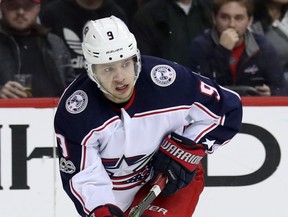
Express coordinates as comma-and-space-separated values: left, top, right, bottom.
0, 0, 287, 98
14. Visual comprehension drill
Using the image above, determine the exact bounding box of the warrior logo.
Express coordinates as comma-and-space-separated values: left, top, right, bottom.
151, 65, 176, 87
65, 90, 88, 114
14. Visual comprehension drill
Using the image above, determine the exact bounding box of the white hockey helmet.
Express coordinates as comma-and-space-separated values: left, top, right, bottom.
82, 16, 141, 88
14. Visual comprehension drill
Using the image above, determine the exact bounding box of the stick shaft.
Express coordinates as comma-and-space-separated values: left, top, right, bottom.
129, 174, 167, 217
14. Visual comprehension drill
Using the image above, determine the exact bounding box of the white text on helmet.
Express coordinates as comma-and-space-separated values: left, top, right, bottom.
106, 48, 123, 54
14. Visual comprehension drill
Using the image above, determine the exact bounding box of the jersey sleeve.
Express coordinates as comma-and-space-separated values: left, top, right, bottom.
54, 99, 117, 216
181, 71, 243, 153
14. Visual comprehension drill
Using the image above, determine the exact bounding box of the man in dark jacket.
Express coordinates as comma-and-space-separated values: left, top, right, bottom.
0, 0, 75, 98
188, 0, 287, 96
40, 0, 128, 75
131, 0, 213, 67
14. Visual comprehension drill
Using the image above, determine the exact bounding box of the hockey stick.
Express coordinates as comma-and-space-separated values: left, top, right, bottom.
128, 173, 168, 217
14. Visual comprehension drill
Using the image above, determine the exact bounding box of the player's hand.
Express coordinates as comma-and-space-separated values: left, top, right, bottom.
0, 81, 28, 98
89, 204, 125, 217
219, 28, 240, 50
255, 84, 271, 96
152, 132, 206, 195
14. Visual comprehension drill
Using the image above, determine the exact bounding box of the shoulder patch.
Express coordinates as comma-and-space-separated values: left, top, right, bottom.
150, 64, 176, 87
65, 90, 88, 114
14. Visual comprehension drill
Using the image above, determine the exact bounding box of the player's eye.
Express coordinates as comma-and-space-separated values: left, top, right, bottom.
104, 67, 114, 72
122, 61, 131, 68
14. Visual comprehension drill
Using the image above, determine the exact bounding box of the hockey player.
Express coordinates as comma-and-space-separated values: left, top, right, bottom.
54, 16, 242, 217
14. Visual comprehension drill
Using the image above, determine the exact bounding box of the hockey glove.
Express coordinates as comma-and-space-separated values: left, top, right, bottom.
152, 132, 206, 195
89, 204, 125, 217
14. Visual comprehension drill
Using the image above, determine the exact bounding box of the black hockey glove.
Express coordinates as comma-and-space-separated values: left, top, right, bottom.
152, 132, 206, 195
89, 204, 125, 217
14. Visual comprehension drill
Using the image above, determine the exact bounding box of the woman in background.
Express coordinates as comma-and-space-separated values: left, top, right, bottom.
252, 0, 288, 79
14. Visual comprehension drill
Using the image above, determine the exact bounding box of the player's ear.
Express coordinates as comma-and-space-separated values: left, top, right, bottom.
248, 16, 254, 27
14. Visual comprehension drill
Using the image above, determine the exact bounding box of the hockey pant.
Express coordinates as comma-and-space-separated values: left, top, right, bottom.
125, 163, 205, 217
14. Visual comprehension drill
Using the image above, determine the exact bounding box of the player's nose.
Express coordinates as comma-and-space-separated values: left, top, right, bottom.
113, 69, 125, 82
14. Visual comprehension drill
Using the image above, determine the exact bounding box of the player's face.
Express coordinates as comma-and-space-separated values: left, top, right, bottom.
93, 58, 136, 103
0, 0, 40, 33
214, 2, 253, 39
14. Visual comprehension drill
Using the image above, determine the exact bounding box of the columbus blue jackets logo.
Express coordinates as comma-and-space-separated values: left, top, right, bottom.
102, 153, 154, 190
150, 65, 176, 87
65, 90, 88, 114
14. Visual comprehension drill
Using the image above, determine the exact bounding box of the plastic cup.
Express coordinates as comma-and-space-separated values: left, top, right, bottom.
14, 74, 32, 97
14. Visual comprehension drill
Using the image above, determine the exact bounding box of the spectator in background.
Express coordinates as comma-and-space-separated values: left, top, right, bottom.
188, 0, 287, 96
251, 0, 288, 79
40, 0, 56, 8
115, 0, 139, 26
130, 0, 213, 67
40, 0, 128, 75
0, 0, 75, 98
